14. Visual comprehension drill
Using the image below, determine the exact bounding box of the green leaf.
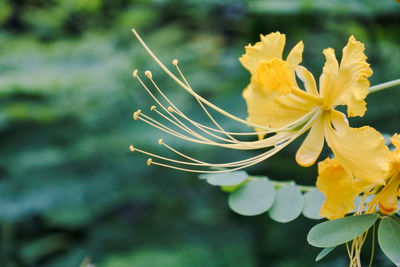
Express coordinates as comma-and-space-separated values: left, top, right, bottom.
228, 178, 275, 216
268, 184, 303, 223
302, 189, 325, 220
315, 246, 335, 262
199, 171, 248, 186
378, 216, 400, 265
220, 182, 247, 193
307, 214, 379, 248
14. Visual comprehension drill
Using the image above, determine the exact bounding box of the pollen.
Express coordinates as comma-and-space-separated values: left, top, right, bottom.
145, 70, 152, 79
132, 70, 138, 78
147, 158, 153, 166
133, 110, 141, 120
158, 138, 163, 145
172, 59, 179, 65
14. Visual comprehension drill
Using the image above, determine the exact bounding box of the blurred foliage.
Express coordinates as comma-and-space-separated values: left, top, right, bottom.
0, 0, 399, 266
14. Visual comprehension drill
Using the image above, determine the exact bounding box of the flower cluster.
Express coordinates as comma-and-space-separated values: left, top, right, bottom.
130, 29, 399, 221
239, 32, 396, 220
130, 29, 400, 267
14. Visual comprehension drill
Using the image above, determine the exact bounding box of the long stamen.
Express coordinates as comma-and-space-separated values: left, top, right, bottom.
136, 109, 297, 150
130, 141, 286, 168
132, 110, 319, 169
159, 139, 207, 164
144, 71, 240, 144
142, 110, 321, 173
134, 110, 207, 143
131, 28, 286, 131
132, 41, 318, 138
172, 107, 317, 135
134, 75, 316, 150
173, 59, 239, 142
147, 137, 292, 173
151, 105, 238, 143
137, 69, 269, 144
158, 139, 281, 169
159, 138, 294, 167
135, 71, 231, 144
147, 144, 280, 173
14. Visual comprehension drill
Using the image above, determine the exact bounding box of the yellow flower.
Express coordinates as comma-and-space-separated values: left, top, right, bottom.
378, 134, 400, 214
129, 29, 390, 177
129, 29, 322, 173
241, 32, 390, 183
316, 157, 375, 220
317, 134, 400, 220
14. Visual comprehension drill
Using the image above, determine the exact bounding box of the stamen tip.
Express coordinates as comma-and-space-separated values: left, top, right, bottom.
147, 158, 152, 166
172, 59, 178, 65
158, 138, 163, 145
150, 105, 156, 111
133, 109, 141, 120
132, 70, 138, 78
167, 106, 175, 112
129, 145, 135, 152
144, 70, 152, 79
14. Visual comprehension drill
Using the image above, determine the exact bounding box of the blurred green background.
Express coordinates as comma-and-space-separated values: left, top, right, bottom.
1, 0, 399, 266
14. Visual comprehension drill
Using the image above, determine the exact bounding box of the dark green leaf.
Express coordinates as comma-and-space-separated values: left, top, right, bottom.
228, 178, 275, 216
378, 216, 400, 265
307, 214, 379, 247
302, 189, 325, 220
268, 184, 303, 223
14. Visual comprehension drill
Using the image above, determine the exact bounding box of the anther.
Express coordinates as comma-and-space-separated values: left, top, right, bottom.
172, 59, 178, 65
147, 158, 152, 166
167, 106, 175, 112
150, 105, 156, 111
158, 138, 163, 145
129, 145, 135, 152
145, 70, 152, 79
133, 109, 141, 120
132, 70, 138, 78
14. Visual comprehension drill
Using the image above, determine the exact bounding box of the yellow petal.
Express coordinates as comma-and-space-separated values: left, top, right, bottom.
316, 157, 362, 220
296, 115, 324, 167
286, 41, 304, 73
242, 80, 316, 132
296, 66, 319, 96
256, 58, 294, 95
239, 32, 286, 75
391, 133, 400, 150
319, 48, 339, 107
329, 109, 349, 133
320, 36, 373, 117
324, 113, 390, 184
378, 175, 400, 215
390, 134, 400, 174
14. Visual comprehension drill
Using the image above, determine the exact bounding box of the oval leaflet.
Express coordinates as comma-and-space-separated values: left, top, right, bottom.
307, 214, 379, 248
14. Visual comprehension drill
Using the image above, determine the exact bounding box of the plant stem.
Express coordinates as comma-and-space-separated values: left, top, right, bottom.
369, 79, 400, 93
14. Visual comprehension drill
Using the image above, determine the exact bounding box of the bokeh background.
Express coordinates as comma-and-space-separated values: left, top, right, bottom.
1, 0, 400, 266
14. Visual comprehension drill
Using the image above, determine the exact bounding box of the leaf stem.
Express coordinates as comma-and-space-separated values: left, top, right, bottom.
369, 79, 400, 93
